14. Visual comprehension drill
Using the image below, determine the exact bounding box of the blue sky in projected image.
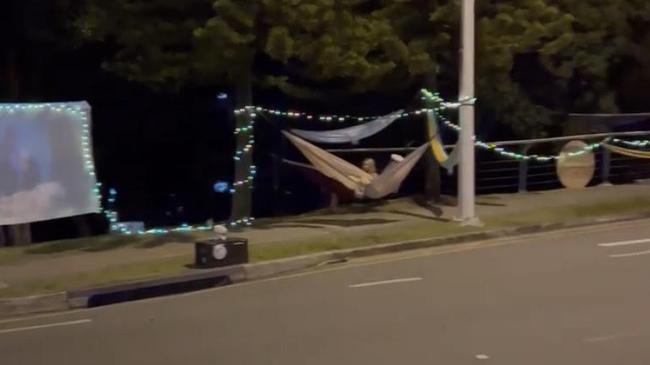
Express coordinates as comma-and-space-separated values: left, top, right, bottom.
0, 112, 53, 182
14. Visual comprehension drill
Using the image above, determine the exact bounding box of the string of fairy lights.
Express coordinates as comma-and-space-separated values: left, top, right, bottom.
610, 138, 650, 148
6, 93, 649, 236
222, 89, 649, 232
101, 188, 216, 235
230, 108, 257, 199
420, 89, 612, 161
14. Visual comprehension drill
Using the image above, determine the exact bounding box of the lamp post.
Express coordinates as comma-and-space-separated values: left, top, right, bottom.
458, 0, 481, 225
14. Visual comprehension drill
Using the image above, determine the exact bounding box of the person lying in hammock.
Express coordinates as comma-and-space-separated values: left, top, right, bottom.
361, 158, 379, 178
283, 131, 428, 200
354, 156, 405, 198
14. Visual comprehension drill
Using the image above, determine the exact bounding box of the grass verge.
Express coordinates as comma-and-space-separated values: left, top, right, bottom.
1, 195, 650, 299
0, 256, 191, 299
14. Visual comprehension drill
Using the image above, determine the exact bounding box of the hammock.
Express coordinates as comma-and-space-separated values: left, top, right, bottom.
282, 158, 355, 202
290, 110, 404, 145
283, 132, 428, 199
603, 143, 650, 159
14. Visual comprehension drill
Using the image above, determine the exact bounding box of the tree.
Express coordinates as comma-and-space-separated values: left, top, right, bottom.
77, 0, 650, 218
427, 0, 649, 136
2, 0, 87, 99
77, 0, 443, 220
2, 0, 85, 245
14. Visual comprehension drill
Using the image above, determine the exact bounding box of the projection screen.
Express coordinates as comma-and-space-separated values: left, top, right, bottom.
0, 102, 101, 225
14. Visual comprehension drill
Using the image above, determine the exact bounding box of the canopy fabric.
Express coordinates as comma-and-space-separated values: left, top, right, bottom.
427, 111, 459, 175
283, 132, 427, 199
603, 143, 650, 159
290, 110, 404, 145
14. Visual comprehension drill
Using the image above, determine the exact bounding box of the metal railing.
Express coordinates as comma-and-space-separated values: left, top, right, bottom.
477, 130, 650, 194
326, 130, 650, 195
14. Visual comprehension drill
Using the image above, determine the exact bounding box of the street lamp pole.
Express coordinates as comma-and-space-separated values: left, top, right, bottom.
458, 0, 480, 225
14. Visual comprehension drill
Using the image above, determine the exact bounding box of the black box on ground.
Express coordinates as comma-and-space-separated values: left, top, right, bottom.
195, 238, 249, 268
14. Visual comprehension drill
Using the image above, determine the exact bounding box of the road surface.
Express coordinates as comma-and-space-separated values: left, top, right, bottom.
3, 219, 650, 364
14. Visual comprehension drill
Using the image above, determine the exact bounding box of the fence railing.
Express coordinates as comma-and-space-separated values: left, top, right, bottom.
326, 130, 650, 195
477, 131, 650, 193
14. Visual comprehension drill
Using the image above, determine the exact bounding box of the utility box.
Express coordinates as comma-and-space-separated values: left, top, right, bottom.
195, 238, 248, 268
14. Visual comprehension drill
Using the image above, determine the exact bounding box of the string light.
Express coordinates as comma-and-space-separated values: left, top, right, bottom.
229, 217, 255, 227
610, 138, 650, 148
0, 102, 133, 233
230, 107, 257, 198
99, 187, 220, 235
233, 101, 460, 124
437, 114, 606, 162
101, 104, 261, 233
231, 90, 615, 165
235, 105, 378, 123
16, 96, 649, 235
232, 165, 257, 188
422, 90, 622, 161
0, 102, 254, 234
420, 89, 472, 110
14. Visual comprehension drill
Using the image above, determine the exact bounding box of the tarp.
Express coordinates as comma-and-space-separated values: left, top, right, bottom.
0, 102, 101, 225
290, 110, 404, 144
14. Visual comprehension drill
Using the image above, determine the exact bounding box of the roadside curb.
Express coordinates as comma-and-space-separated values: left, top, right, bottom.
0, 293, 68, 318
2, 211, 650, 318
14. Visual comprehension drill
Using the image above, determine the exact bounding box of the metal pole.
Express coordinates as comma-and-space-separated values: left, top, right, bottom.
518, 145, 532, 193
458, 0, 480, 225
601, 148, 612, 186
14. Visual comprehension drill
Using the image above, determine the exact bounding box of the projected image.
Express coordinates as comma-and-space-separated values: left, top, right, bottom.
0, 104, 99, 225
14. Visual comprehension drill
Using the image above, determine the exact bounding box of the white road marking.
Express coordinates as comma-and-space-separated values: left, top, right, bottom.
583, 333, 637, 343
348, 277, 422, 288
609, 249, 650, 258
475, 354, 490, 360
0, 319, 92, 335
598, 238, 650, 248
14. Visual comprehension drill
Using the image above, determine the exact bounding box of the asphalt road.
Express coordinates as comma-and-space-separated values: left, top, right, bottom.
3, 219, 650, 365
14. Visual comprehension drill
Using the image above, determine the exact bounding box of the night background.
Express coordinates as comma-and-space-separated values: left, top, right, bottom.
3, 0, 650, 241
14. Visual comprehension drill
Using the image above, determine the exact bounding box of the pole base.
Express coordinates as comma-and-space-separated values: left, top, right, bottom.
453, 216, 484, 227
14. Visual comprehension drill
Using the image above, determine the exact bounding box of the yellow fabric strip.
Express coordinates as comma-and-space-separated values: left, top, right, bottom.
427, 111, 449, 163
604, 143, 650, 159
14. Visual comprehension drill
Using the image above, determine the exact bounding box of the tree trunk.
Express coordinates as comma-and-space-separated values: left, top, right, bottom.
230, 71, 254, 222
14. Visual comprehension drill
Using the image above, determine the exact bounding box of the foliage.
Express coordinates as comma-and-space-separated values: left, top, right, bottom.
76, 0, 213, 88
56, 0, 650, 133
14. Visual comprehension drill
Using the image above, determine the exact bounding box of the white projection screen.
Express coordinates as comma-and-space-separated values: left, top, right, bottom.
0, 102, 101, 225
